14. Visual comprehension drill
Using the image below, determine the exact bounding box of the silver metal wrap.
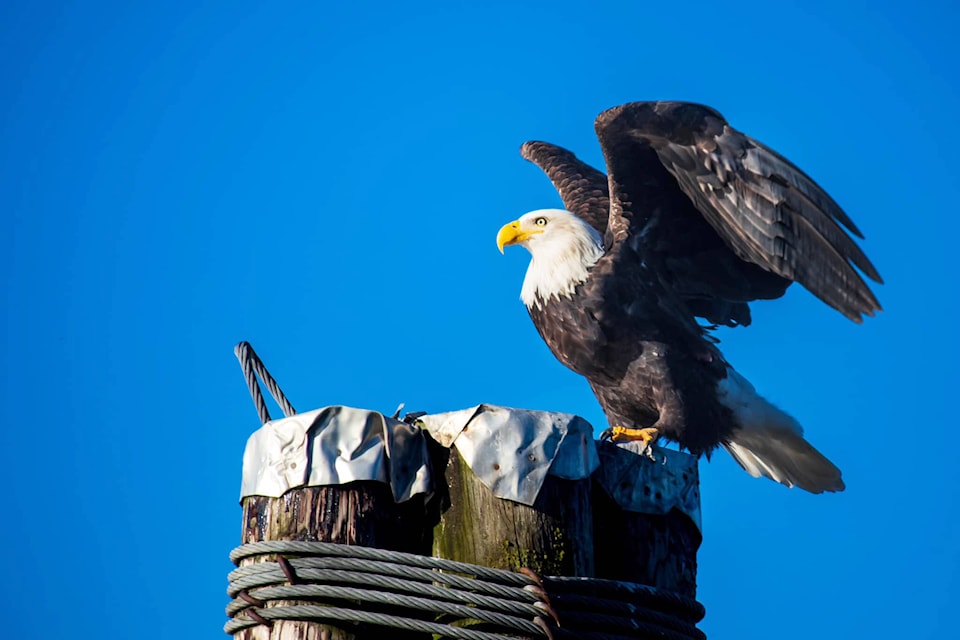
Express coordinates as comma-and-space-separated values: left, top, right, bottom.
594, 441, 702, 532
416, 404, 600, 506
240, 405, 433, 503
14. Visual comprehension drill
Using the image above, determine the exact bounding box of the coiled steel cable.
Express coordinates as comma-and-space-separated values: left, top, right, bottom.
225, 540, 706, 639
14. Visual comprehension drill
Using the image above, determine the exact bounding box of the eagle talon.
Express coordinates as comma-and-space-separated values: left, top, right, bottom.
601, 426, 662, 461
602, 426, 659, 443
599, 425, 633, 442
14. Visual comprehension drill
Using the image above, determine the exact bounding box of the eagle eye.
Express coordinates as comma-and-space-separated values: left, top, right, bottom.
534, 217, 548, 226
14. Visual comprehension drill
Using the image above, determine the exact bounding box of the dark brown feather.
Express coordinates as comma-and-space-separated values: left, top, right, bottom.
520, 141, 786, 327
519, 141, 610, 237
595, 101, 883, 322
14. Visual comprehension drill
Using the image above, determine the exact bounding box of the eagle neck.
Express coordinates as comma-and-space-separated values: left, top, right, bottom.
521, 226, 604, 308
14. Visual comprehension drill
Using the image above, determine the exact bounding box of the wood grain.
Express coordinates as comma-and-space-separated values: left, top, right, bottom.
433, 446, 595, 577
237, 482, 433, 640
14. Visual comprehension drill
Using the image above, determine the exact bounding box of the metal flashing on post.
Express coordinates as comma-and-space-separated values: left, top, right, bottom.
240, 405, 433, 503
595, 440, 702, 533
416, 404, 599, 506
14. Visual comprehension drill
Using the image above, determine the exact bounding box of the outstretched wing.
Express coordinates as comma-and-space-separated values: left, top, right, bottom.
520, 141, 610, 236
595, 101, 882, 323
521, 140, 782, 327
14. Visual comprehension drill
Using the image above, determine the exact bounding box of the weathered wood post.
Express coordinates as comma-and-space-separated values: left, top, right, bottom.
592, 441, 702, 598
225, 342, 438, 640
421, 405, 598, 577
421, 404, 705, 637
232, 405, 440, 640
226, 345, 704, 639
421, 405, 700, 591
231, 406, 440, 640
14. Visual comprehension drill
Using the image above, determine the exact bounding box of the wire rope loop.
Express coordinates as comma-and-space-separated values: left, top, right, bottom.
225, 541, 705, 639
234, 341, 296, 425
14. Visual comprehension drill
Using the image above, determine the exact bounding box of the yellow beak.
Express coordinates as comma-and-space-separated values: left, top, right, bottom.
497, 220, 542, 253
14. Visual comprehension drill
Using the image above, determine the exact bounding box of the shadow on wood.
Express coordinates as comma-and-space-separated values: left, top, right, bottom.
592, 440, 702, 598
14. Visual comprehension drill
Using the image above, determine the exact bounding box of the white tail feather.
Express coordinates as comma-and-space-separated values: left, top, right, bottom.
718, 368, 844, 494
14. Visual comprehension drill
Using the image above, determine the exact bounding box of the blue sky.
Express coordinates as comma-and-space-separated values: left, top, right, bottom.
2, 1, 958, 638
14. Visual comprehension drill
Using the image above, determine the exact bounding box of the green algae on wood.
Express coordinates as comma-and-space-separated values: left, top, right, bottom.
433, 446, 594, 577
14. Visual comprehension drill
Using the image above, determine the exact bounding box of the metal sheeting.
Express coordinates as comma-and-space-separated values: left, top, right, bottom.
239, 401, 701, 530
240, 405, 432, 503
416, 404, 599, 506
594, 441, 702, 532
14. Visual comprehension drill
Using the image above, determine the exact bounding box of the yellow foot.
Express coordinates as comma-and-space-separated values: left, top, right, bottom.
600, 426, 661, 461
602, 426, 659, 444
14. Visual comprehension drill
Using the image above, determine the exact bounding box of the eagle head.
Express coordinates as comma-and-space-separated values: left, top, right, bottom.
497, 209, 604, 307
496, 209, 593, 254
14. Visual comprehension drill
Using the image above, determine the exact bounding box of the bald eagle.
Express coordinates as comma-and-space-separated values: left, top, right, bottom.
497, 101, 882, 494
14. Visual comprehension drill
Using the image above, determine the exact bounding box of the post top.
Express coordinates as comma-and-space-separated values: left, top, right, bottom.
420, 404, 701, 531
240, 405, 433, 502
240, 402, 701, 533
417, 404, 599, 506
595, 440, 702, 533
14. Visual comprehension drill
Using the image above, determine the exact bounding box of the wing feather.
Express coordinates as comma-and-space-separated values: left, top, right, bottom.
742, 140, 865, 238
595, 101, 882, 322
519, 141, 610, 235
738, 168, 881, 282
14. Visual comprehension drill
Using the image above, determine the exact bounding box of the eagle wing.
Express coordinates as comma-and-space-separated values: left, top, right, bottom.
595, 101, 883, 323
520, 140, 786, 327
520, 141, 611, 237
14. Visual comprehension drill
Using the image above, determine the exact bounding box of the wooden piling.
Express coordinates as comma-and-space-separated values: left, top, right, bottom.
240, 482, 433, 553
592, 441, 702, 598
430, 430, 702, 601
238, 483, 434, 640
433, 446, 595, 576
229, 394, 704, 638
427, 408, 703, 598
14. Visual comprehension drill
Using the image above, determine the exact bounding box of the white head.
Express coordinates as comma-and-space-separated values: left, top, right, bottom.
496, 208, 605, 308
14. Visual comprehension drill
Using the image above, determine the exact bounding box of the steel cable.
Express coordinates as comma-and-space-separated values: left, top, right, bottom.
227, 566, 545, 618
232, 540, 534, 586
225, 541, 705, 639
234, 341, 296, 424
228, 557, 542, 602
